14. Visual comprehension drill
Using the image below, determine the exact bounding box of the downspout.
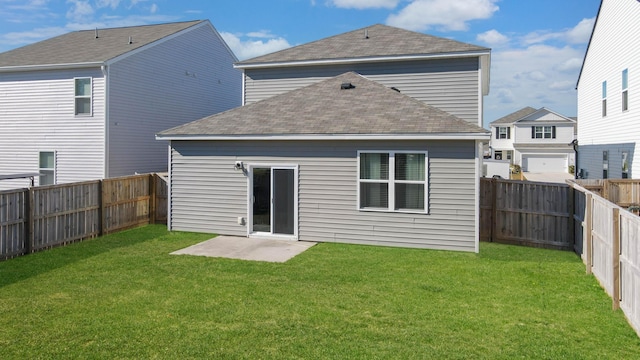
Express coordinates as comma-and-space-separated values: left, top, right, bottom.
571, 139, 579, 179
101, 64, 110, 178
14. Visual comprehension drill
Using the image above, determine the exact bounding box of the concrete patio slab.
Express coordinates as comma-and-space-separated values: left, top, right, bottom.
170, 236, 317, 263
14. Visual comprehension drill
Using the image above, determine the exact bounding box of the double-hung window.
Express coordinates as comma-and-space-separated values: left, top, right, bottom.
358, 151, 428, 213
39, 151, 56, 186
75, 78, 92, 115
496, 127, 510, 139
532, 126, 556, 139
622, 69, 629, 111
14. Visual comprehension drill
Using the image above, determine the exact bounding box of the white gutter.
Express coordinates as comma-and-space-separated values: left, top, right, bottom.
0, 62, 104, 73
234, 50, 491, 70
156, 133, 491, 141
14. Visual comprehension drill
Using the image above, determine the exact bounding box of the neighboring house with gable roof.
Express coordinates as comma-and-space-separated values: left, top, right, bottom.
0, 20, 240, 190
489, 107, 576, 173
157, 24, 491, 252
235, 24, 490, 127
577, 0, 639, 179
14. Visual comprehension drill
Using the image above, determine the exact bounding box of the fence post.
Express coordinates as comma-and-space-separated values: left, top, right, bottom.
490, 178, 497, 242
149, 174, 156, 225
568, 186, 575, 245
25, 188, 33, 255
585, 193, 593, 274
612, 207, 620, 310
98, 180, 104, 236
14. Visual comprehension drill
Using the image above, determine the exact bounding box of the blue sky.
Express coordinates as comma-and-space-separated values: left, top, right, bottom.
0, 0, 601, 126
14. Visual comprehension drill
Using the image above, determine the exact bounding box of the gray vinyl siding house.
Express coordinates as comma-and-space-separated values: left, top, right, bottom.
158, 71, 490, 252
168, 139, 477, 250
236, 24, 490, 127
0, 20, 240, 190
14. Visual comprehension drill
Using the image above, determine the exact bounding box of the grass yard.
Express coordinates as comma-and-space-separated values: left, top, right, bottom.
0, 225, 639, 359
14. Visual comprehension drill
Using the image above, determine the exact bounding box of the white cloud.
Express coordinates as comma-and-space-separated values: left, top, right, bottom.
149, 3, 157, 13
523, 17, 595, 46
484, 44, 583, 125
329, 0, 399, 9
476, 29, 508, 47
66, 0, 94, 22
96, 0, 120, 9
548, 80, 575, 91
386, 0, 499, 32
0, 26, 67, 47
220, 31, 292, 61
246, 30, 277, 39
565, 18, 595, 44
556, 57, 583, 73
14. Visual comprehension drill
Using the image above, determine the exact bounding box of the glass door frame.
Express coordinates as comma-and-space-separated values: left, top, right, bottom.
247, 163, 299, 241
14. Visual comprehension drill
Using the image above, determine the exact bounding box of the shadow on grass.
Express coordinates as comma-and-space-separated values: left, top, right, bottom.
478, 241, 583, 264
0, 225, 168, 289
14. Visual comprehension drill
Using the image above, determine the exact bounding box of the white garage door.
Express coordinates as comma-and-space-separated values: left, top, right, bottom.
523, 155, 567, 172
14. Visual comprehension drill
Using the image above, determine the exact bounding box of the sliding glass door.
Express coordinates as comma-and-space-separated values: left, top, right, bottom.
250, 165, 297, 238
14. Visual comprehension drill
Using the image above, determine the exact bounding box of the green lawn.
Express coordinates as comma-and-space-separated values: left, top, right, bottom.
0, 225, 638, 359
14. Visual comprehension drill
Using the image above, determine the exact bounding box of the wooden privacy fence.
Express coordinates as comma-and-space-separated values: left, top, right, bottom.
0, 173, 167, 261
480, 178, 573, 250
569, 180, 640, 337
481, 177, 640, 336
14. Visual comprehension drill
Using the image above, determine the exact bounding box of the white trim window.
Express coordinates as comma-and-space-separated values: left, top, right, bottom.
74, 77, 92, 116
39, 151, 56, 186
622, 69, 629, 112
602, 81, 607, 117
496, 126, 510, 139
358, 151, 428, 213
532, 126, 556, 139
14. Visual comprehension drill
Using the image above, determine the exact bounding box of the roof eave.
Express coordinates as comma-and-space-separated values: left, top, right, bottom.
156, 133, 491, 141
0, 61, 104, 73
234, 50, 491, 70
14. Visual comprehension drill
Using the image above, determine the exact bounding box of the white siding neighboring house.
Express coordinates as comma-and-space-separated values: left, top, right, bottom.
0, 20, 241, 190
489, 107, 576, 173
158, 25, 491, 252
577, 0, 640, 179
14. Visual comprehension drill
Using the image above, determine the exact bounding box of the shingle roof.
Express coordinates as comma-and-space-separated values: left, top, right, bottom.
236, 24, 489, 66
158, 72, 489, 138
0, 20, 205, 68
489, 107, 537, 126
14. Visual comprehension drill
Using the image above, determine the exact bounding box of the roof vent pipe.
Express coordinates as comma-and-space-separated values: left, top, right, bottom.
95, 28, 99, 39
128, 36, 132, 44
341, 82, 355, 90
364, 29, 369, 39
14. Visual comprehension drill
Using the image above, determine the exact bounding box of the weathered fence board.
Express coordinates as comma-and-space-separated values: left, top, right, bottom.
0, 174, 167, 261
480, 178, 572, 250
31, 181, 101, 252
0, 189, 28, 260
620, 210, 640, 333
102, 175, 150, 234
569, 179, 640, 338
590, 196, 614, 296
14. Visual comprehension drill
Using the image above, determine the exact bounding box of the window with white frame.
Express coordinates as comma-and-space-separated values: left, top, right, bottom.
75, 78, 92, 115
358, 151, 428, 213
622, 69, 629, 111
39, 151, 55, 186
602, 81, 607, 117
532, 126, 556, 139
496, 127, 510, 139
